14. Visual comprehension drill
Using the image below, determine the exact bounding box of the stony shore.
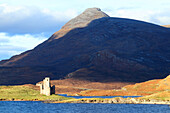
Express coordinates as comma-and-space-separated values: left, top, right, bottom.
1, 97, 170, 105
48, 97, 170, 105
0, 99, 41, 101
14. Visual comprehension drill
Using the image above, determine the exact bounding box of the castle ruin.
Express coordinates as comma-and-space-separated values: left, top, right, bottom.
36, 77, 55, 96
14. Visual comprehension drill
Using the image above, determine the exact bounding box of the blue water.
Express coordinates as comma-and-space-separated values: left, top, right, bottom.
58, 94, 141, 99
0, 101, 170, 113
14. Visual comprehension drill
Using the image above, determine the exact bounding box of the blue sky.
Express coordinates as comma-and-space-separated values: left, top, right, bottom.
0, 0, 170, 60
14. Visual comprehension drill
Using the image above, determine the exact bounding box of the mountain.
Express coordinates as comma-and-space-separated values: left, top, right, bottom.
0, 8, 170, 85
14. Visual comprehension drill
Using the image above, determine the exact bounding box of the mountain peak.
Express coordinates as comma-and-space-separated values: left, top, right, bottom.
84, 7, 102, 12
62, 8, 109, 29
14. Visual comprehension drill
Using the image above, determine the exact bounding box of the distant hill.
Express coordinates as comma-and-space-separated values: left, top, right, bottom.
162, 25, 170, 28
0, 8, 169, 85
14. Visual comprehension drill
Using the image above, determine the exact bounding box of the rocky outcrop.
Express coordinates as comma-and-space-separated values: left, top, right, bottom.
52, 97, 170, 105
61, 8, 109, 30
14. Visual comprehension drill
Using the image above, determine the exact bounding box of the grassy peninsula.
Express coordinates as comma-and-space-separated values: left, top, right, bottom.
0, 85, 70, 101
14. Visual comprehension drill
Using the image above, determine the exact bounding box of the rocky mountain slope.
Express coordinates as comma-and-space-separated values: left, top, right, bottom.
0, 8, 169, 85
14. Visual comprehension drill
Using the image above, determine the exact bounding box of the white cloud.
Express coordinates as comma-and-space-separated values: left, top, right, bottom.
0, 3, 170, 35
42, 8, 77, 21
0, 45, 25, 60
0, 4, 78, 60
0, 32, 47, 60
106, 9, 170, 25
0, 4, 78, 34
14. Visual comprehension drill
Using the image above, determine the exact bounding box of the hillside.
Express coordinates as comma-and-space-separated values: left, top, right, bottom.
162, 25, 170, 28
0, 8, 169, 85
77, 75, 170, 96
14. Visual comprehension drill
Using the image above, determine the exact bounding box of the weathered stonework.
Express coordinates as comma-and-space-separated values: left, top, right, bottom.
36, 77, 55, 96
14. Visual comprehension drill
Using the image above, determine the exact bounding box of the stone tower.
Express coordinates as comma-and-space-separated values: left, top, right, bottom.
36, 77, 55, 96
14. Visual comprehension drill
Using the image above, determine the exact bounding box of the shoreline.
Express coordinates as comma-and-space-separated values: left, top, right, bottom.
0, 99, 42, 101
1, 97, 170, 105
49, 97, 170, 105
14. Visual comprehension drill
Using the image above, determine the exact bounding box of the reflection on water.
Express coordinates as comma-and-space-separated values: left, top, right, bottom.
0, 101, 170, 113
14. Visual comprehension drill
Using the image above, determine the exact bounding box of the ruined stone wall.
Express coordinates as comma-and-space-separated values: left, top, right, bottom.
42, 77, 51, 96
36, 77, 55, 96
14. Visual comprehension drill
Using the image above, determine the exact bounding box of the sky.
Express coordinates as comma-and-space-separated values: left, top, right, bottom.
0, 0, 170, 60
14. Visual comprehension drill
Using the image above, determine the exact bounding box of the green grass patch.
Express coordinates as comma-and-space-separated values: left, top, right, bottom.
0, 85, 71, 101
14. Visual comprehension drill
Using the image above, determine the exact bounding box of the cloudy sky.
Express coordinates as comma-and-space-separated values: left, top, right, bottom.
0, 0, 170, 60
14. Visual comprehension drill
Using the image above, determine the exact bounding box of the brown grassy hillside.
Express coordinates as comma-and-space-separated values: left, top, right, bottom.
50, 78, 131, 94
77, 75, 170, 96
162, 25, 170, 28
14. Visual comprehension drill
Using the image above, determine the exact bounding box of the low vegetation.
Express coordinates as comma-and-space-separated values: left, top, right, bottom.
141, 90, 170, 101
0, 85, 71, 101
